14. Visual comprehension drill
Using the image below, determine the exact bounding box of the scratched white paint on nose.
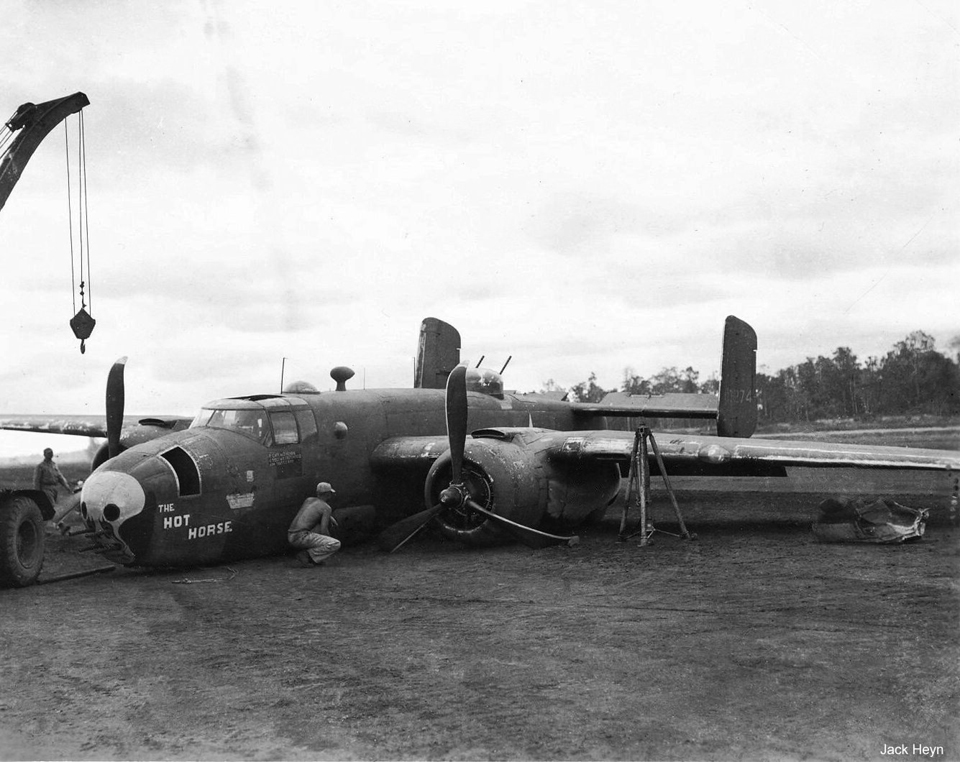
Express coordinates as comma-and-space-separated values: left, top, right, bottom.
81, 471, 146, 526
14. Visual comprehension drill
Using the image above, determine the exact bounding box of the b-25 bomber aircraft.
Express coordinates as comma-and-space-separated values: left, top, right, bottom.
1, 316, 957, 587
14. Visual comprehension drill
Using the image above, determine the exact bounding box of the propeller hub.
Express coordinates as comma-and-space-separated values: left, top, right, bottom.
439, 485, 465, 508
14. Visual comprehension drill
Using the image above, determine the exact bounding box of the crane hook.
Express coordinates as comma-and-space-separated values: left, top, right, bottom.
70, 305, 95, 354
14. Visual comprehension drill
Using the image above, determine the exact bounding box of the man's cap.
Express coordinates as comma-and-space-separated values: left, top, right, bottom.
316, 482, 336, 495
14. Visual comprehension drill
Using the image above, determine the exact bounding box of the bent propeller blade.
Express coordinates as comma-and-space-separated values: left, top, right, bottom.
466, 499, 579, 549
376, 503, 445, 553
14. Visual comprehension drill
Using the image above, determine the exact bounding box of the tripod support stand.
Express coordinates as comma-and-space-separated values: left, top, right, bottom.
618, 424, 693, 545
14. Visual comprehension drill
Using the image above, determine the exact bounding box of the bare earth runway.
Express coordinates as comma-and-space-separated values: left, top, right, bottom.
0, 495, 957, 761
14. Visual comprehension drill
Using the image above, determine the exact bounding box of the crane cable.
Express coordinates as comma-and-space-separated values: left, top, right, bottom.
65, 116, 75, 309
0, 124, 14, 155
0, 110, 19, 153
64, 110, 95, 353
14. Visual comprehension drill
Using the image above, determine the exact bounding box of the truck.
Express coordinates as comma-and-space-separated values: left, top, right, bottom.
0, 488, 55, 587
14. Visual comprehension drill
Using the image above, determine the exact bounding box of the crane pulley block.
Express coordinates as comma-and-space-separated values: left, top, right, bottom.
69, 308, 96, 353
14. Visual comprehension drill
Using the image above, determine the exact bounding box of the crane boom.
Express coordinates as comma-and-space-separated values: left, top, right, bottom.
0, 91, 89, 212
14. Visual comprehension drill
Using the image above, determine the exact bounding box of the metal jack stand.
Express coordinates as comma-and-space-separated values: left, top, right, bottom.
618, 424, 694, 545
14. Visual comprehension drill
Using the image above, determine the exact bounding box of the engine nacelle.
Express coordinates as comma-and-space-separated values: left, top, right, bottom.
91, 442, 113, 471
424, 429, 621, 546
91, 420, 192, 470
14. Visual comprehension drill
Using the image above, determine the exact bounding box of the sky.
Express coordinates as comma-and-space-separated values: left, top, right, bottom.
0, 0, 957, 458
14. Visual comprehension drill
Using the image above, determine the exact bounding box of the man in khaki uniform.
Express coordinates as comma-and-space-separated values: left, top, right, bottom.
288, 482, 341, 566
34, 448, 71, 507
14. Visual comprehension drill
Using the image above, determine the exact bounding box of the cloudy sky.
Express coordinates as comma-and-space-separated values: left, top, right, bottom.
0, 1, 957, 457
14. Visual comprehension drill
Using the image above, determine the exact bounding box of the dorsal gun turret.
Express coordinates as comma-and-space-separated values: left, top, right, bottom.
465, 367, 504, 399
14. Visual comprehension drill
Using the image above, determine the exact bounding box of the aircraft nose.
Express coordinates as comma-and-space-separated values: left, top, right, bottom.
81, 471, 146, 524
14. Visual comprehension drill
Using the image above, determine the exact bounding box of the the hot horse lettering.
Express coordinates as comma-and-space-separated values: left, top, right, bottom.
161, 512, 232, 539
188, 521, 232, 540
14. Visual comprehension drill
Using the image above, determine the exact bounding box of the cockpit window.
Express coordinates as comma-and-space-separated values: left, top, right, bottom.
192, 408, 272, 444
271, 411, 299, 445
191, 409, 215, 428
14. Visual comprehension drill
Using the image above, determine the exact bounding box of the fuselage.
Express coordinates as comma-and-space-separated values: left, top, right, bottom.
79, 387, 611, 566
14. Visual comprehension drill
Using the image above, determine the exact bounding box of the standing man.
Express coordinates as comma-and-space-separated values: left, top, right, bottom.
288, 482, 341, 567
34, 448, 71, 507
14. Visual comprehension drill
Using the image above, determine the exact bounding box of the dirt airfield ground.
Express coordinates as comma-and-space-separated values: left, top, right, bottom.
1, 488, 957, 762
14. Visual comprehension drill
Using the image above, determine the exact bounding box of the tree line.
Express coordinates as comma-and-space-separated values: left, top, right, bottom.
543, 330, 960, 424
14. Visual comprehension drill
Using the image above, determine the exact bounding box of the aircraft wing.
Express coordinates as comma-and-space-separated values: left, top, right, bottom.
371, 436, 449, 468
570, 393, 719, 419
549, 430, 960, 472
0, 414, 193, 439
372, 428, 959, 475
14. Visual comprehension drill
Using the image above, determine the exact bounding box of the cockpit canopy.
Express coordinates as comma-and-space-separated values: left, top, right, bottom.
191, 396, 316, 446
192, 407, 272, 443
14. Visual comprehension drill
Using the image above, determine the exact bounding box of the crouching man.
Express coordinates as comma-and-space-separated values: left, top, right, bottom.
288, 482, 341, 567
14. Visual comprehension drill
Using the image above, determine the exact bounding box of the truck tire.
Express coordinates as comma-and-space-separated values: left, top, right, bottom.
0, 496, 45, 588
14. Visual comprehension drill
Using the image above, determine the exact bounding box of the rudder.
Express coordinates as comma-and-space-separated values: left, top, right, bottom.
717, 315, 758, 437
414, 317, 461, 389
